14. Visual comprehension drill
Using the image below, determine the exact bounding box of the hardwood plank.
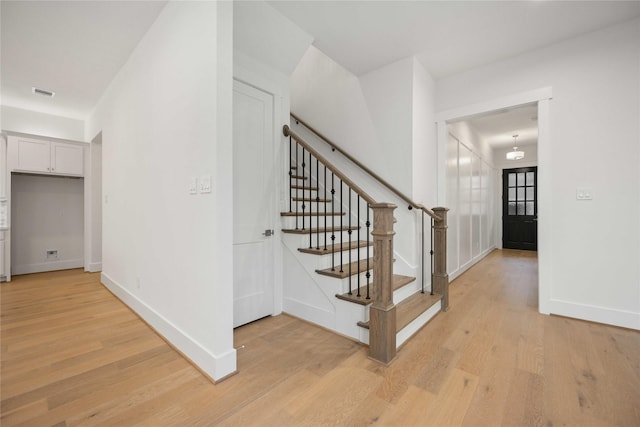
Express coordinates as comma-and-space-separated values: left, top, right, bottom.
290, 197, 331, 202
427, 368, 480, 427
284, 367, 382, 425
1, 252, 639, 427
280, 211, 344, 217
357, 291, 442, 330
336, 274, 414, 305
281, 225, 358, 235
316, 257, 372, 278
298, 239, 371, 255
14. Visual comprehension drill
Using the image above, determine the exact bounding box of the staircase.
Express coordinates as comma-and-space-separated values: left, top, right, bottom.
280, 117, 449, 364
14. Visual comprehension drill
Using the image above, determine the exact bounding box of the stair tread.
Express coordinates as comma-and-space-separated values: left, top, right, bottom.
281, 211, 345, 217
291, 197, 332, 203
357, 292, 442, 331
298, 240, 372, 255
291, 184, 318, 190
282, 225, 359, 235
290, 175, 308, 180
316, 258, 373, 278
336, 274, 416, 305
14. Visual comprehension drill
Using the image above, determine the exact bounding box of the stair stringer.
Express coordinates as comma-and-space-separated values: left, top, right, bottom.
282, 230, 440, 345
282, 235, 366, 340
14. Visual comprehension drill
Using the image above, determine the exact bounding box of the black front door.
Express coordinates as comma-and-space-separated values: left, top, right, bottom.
502, 167, 537, 251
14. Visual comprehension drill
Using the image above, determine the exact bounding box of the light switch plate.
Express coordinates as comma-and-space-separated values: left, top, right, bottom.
189, 177, 198, 195
576, 187, 593, 200
199, 175, 212, 194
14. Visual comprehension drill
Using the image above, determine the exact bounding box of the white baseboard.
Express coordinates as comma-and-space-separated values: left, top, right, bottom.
13, 258, 83, 275
549, 298, 640, 330
283, 296, 335, 332
86, 262, 102, 272
100, 272, 237, 382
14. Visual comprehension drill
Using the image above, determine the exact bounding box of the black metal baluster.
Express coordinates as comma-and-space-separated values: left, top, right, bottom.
340, 180, 343, 273
323, 164, 327, 251
348, 188, 352, 295
289, 136, 292, 213
308, 152, 312, 249
421, 210, 425, 294
366, 205, 371, 300
430, 217, 435, 296
331, 173, 336, 271
301, 147, 306, 230
316, 158, 320, 250
357, 194, 361, 297
295, 143, 299, 230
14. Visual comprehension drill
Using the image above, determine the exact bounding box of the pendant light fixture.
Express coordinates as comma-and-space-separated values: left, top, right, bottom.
506, 134, 524, 160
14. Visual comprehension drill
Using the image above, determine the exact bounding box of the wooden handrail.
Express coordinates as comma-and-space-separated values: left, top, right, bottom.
290, 113, 441, 222
283, 125, 377, 206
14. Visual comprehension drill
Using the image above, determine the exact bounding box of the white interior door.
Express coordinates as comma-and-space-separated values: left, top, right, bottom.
233, 80, 275, 328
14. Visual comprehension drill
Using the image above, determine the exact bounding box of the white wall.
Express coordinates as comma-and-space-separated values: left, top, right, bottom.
412, 58, 437, 208
359, 56, 414, 193
85, 1, 236, 381
0, 135, 7, 280
437, 18, 640, 329
290, 49, 441, 283
290, 46, 389, 190
289, 48, 444, 199
1, 105, 84, 141
233, 0, 311, 77
11, 174, 84, 274
84, 131, 102, 272
446, 123, 497, 279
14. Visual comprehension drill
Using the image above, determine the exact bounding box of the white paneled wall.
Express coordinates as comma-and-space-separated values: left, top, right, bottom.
447, 132, 497, 280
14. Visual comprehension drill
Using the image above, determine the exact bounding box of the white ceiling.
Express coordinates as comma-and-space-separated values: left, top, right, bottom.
461, 104, 539, 149
1, 0, 639, 128
1, 1, 167, 120
269, 1, 640, 78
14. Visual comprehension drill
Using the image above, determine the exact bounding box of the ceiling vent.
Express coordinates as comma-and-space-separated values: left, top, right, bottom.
32, 87, 55, 97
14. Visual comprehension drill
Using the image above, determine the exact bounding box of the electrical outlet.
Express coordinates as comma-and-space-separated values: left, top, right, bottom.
46, 250, 58, 260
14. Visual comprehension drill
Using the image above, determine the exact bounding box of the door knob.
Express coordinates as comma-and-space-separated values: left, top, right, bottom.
262, 229, 274, 237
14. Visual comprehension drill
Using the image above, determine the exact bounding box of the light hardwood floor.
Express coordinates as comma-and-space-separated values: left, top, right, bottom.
1, 250, 639, 426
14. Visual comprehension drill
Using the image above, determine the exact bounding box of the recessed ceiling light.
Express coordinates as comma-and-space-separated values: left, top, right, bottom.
32, 87, 55, 97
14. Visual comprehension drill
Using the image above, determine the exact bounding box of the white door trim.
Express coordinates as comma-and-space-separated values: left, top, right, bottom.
436, 86, 553, 316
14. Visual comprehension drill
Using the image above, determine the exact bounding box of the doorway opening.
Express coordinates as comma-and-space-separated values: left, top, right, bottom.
436, 87, 551, 314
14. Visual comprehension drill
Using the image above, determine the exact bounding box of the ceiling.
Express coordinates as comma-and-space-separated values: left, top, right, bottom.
463, 104, 539, 149
269, 1, 640, 78
1, 1, 167, 120
1, 0, 639, 127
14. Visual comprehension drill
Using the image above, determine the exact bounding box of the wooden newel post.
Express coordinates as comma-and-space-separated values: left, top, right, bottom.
432, 207, 449, 311
369, 203, 397, 365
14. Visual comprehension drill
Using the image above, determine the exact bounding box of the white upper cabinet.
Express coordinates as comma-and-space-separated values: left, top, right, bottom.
51, 142, 84, 176
8, 136, 85, 177
15, 139, 50, 173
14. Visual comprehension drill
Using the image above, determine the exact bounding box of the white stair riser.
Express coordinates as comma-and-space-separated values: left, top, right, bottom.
280, 228, 368, 247
357, 300, 441, 349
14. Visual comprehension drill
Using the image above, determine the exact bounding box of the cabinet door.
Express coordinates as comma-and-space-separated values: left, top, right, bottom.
51, 142, 84, 176
16, 139, 51, 173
